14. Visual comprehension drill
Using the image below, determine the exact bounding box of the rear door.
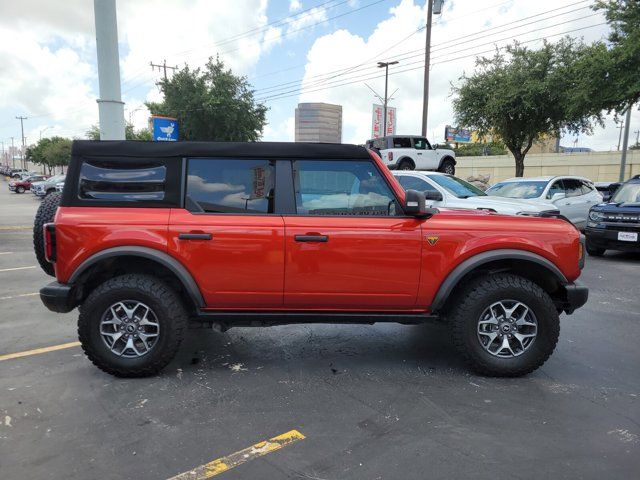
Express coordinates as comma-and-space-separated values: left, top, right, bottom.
283, 159, 423, 310
168, 158, 285, 309
561, 178, 591, 227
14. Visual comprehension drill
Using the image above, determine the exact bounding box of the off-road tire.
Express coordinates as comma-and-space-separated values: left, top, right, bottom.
78, 274, 187, 378
449, 273, 559, 377
33, 191, 61, 277
439, 158, 455, 175
585, 239, 605, 256
398, 159, 414, 170
16, 186, 25, 193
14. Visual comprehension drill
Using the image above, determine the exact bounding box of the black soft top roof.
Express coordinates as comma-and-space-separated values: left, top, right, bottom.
72, 140, 370, 159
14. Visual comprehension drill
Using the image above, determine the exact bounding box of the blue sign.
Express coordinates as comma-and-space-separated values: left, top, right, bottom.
151, 116, 179, 142
445, 125, 471, 143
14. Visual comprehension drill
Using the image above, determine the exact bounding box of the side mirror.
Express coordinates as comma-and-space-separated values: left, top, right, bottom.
424, 190, 443, 202
404, 189, 436, 218
432, 144, 439, 150
550, 192, 566, 202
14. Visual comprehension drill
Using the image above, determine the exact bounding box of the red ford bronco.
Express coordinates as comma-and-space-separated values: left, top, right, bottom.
36, 141, 588, 377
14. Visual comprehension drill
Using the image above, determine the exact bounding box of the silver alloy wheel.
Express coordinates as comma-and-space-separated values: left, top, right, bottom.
99, 301, 160, 358
476, 300, 538, 358
444, 163, 454, 174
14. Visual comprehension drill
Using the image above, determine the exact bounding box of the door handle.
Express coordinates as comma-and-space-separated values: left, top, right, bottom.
178, 233, 213, 240
295, 234, 328, 243
417, 152, 422, 155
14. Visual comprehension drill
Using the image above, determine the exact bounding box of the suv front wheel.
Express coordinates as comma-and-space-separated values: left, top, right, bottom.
449, 273, 559, 377
78, 274, 187, 377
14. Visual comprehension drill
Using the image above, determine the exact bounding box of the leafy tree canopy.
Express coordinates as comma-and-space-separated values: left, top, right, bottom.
26, 136, 72, 174
453, 39, 604, 176
146, 57, 267, 141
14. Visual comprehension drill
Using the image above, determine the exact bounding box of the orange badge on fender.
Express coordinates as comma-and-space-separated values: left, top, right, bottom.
426, 235, 439, 246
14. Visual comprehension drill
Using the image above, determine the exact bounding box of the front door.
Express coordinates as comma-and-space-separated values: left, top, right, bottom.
168, 158, 285, 309
283, 159, 423, 310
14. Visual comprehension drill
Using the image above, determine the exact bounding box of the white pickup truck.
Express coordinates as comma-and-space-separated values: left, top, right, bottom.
366, 135, 457, 174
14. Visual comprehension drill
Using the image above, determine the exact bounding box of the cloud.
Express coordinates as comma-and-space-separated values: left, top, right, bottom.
285, 7, 328, 36
289, 0, 302, 12
291, 0, 613, 148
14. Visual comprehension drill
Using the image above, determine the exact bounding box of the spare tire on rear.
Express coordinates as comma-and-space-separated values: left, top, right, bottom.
33, 191, 62, 277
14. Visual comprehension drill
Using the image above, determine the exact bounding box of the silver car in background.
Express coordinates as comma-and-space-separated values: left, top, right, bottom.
31, 174, 66, 198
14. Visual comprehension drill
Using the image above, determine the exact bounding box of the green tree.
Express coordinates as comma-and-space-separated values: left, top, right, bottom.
452, 40, 604, 176
452, 141, 507, 157
26, 137, 72, 174
86, 124, 152, 141
146, 57, 267, 141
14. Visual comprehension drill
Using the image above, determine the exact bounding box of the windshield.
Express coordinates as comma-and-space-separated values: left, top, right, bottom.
611, 183, 640, 204
427, 175, 486, 198
486, 181, 548, 199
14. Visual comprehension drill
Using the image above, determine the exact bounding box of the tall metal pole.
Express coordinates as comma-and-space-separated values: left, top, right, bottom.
421, 0, 433, 137
619, 105, 632, 182
16, 116, 27, 170
383, 64, 389, 136
10, 137, 15, 169
94, 0, 125, 140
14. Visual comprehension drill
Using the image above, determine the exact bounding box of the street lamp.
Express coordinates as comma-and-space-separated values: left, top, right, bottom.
39, 126, 52, 140
377, 61, 399, 137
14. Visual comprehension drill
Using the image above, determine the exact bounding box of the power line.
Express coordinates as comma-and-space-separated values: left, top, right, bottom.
256, 22, 607, 103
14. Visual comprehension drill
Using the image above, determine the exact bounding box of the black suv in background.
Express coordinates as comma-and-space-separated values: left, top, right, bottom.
586, 175, 640, 256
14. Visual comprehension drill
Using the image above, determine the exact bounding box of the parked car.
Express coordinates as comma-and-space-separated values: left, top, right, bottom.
585, 175, 640, 256
486, 176, 602, 230
393, 171, 559, 216
10, 168, 29, 178
594, 181, 622, 202
365, 135, 457, 174
31, 174, 66, 198
36, 140, 587, 378
55, 181, 65, 192
9, 174, 48, 193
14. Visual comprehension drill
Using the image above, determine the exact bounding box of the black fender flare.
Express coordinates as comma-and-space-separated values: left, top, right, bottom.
69, 246, 205, 308
437, 155, 456, 170
396, 157, 415, 168
430, 249, 568, 312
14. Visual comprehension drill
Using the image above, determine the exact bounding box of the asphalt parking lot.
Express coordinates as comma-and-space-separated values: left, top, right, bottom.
0, 179, 639, 480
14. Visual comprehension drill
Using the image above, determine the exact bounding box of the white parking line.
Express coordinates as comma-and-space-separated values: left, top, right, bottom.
0, 292, 38, 300
0, 266, 36, 272
0, 252, 13, 255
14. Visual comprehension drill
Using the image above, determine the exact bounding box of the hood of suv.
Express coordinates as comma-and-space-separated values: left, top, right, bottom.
591, 202, 640, 221
475, 195, 557, 214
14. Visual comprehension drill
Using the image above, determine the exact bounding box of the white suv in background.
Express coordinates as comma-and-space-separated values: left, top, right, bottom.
486, 176, 602, 229
393, 171, 559, 216
366, 135, 456, 174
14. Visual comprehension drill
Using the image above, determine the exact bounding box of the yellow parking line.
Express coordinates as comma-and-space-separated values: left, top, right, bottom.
0, 292, 38, 300
0, 226, 31, 231
0, 341, 81, 362
0, 266, 36, 272
168, 429, 306, 479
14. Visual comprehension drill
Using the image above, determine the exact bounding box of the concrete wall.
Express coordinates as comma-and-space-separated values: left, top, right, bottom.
455, 150, 640, 183
295, 103, 342, 143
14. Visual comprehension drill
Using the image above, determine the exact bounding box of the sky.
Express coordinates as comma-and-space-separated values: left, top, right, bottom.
0, 0, 638, 155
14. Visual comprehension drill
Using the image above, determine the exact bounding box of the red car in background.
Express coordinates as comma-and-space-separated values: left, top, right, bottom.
9, 174, 48, 193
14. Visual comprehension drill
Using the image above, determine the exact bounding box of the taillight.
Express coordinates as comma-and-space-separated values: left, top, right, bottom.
43, 223, 56, 263
388, 152, 394, 162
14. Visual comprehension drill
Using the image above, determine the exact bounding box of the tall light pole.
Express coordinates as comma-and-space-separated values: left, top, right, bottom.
39, 126, 52, 140
94, 0, 126, 140
421, 0, 444, 137
10, 136, 15, 169
619, 104, 633, 182
377, 61, 398, 137
16, 115, 27, 170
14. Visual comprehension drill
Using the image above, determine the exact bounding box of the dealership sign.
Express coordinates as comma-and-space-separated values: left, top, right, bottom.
150, 116, 179, 142
445, 125, 471, 143
372, 104, 396, 138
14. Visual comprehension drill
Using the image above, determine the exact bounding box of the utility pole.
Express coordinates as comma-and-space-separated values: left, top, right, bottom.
94, 0, 126, 140
421, 0, 444, 137
16, 115, 27, 170
616, 121, 625, 150
10, 137, 15, 169
39, 126, 51, 140
634, 129, 640, 146
150, 59, 177, 81
619, 105, 633, 182
0, 141, 4, 165
377, 61, 398, 136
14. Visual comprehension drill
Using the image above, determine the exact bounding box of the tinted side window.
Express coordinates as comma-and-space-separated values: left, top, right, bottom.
547, 180, 564, 199
79, 160, 166, 201
187, 159, 275, 214
393, 137, 411, 148
294, 160, 400, 216
413, 138, 429, 150
563, 179, 584, 197
396, 175, 437, 192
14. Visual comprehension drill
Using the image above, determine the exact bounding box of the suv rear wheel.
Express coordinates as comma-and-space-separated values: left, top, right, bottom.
449, 273, 559, 377
397, 159, 414, 170
439, 158, 456, 175
78, 274, 187, 377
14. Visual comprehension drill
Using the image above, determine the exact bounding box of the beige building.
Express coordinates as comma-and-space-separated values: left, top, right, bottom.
295, 103, 342, 143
